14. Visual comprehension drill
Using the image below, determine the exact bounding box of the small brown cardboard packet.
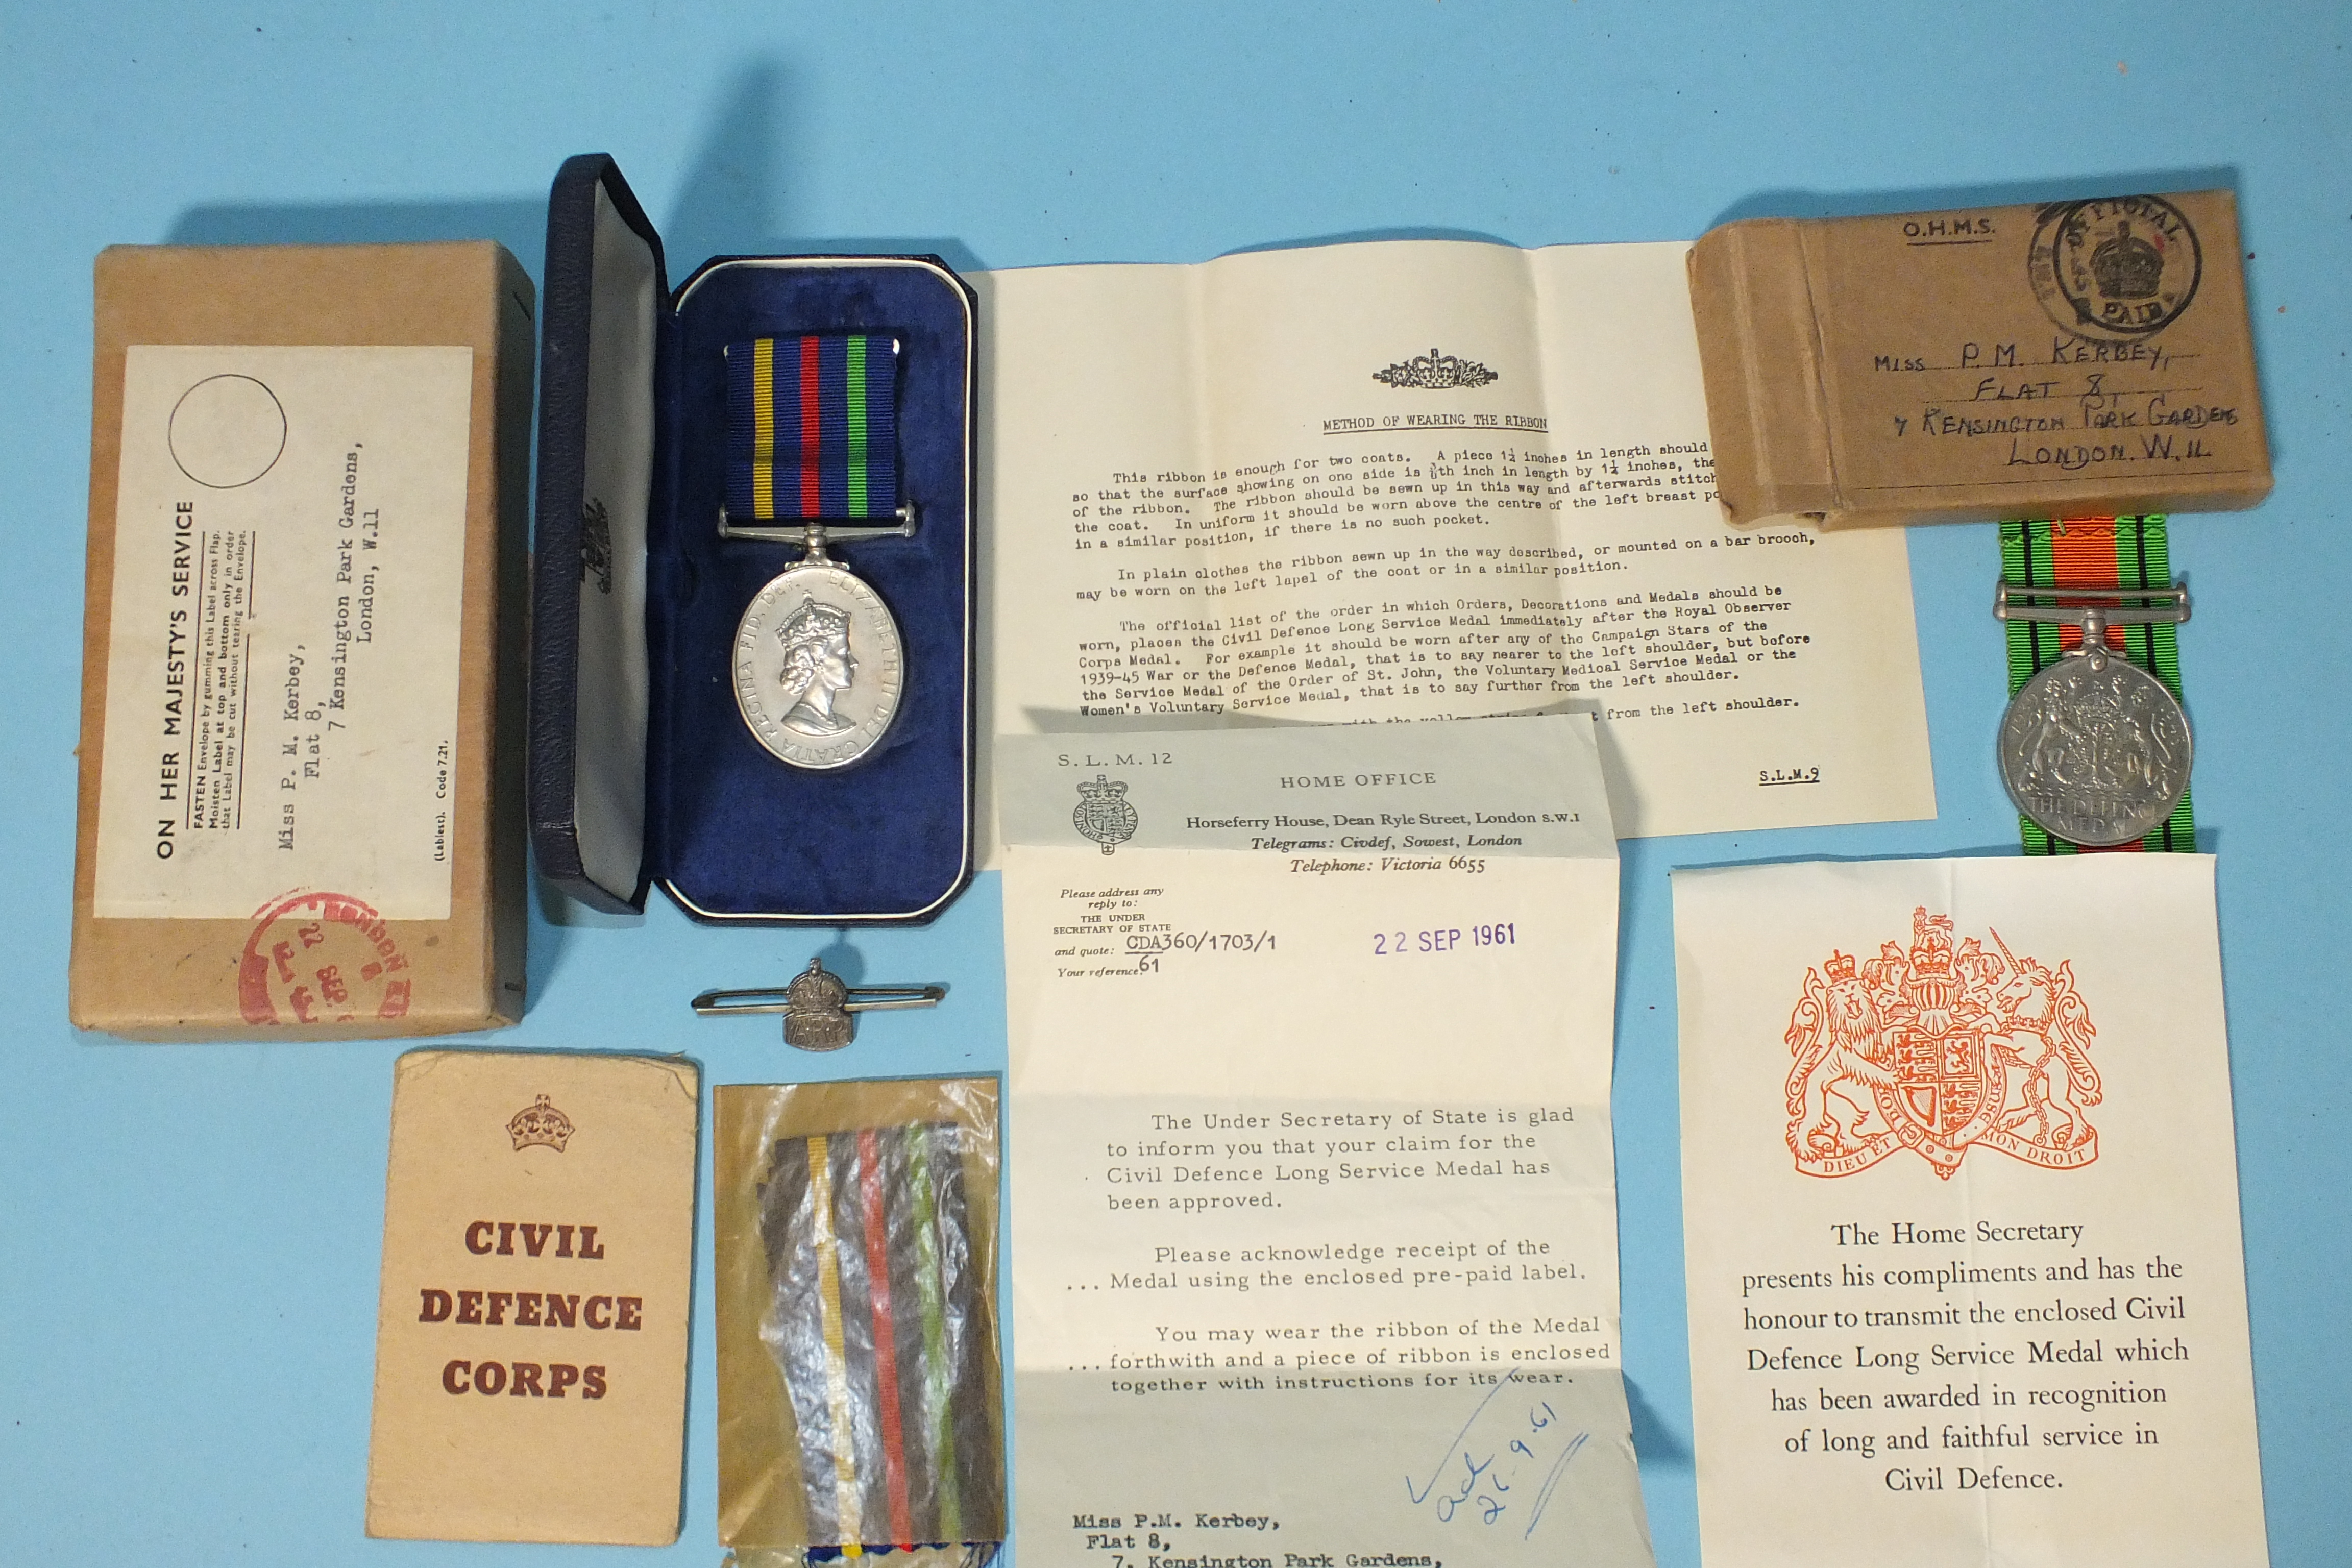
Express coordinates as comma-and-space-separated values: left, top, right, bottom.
1688, 190, 2270, 529
715, 1079, 1005, 1567
365, 1050, 700, 1544
71, 242, 533, 1038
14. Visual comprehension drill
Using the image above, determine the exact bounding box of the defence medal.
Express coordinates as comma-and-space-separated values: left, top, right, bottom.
722, 334, 913, 771
1993, 517, 2192, 850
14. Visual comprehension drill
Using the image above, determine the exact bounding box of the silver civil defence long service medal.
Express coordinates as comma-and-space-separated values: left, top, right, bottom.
1994, 586, 2192, 847
732, 530, 905, 770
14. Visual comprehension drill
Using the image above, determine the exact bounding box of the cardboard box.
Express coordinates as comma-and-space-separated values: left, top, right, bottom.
71, 243, 533, 1039
1689, 190, 2271, 529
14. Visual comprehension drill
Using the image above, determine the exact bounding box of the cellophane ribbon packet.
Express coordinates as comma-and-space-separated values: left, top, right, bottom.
717, 1079, 1004, 1567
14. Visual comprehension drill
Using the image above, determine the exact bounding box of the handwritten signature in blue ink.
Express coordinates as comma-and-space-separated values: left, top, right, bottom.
1404, 1370, 1592, 1541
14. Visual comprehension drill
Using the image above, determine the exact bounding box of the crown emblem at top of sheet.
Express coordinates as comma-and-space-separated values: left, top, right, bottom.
1372, 346, 1498, 390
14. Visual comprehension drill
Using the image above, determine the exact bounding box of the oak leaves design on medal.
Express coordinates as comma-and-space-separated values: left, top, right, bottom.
1782, 910, 2101, 1180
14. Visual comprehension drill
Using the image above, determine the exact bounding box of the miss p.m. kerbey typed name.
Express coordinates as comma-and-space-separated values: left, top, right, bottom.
408, 1217, 648, 1401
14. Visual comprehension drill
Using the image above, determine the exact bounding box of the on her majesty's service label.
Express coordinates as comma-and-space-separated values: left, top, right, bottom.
93, 345, 473, 919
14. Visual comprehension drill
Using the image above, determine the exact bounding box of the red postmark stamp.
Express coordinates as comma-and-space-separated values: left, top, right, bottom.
238, 889, 413, 1026
1783, 908, 2100, 1181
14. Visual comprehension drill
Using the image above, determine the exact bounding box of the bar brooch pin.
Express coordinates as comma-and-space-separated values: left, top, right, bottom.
691, 957, 945, 1051
1992, 577, 2192, 847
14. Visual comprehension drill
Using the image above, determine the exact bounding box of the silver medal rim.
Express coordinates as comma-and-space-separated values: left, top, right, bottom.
1997, 656, 2192, 847
731, 562, 904, 771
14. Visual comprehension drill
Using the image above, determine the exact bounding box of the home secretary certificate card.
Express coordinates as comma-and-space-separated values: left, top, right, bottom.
1000, 715, 1655, 1567
1674, 856, 2266, 1568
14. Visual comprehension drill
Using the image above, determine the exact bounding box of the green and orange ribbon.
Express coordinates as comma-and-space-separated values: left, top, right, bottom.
1999, 516, 2194, 854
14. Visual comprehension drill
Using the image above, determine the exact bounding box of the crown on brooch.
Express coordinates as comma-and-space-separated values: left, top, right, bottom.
507, 1094, 575, 1153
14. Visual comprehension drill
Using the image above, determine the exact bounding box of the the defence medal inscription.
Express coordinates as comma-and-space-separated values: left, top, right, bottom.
1998, 655, 2191, 847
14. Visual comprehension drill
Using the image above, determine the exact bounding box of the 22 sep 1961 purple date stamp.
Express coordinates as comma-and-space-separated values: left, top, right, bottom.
1374, 922, 1517, 955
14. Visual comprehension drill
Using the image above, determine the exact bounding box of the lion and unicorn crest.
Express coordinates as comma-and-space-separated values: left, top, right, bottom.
1783, 908, 2100, 1181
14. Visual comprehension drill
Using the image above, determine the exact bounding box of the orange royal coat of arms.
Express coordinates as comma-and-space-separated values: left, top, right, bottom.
1783, 909, 2100, 1180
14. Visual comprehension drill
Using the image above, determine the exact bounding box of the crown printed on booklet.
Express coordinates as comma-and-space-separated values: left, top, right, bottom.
507, 1094, 575, 1153
1373, 346, 1499, 390
1822, 950, 1857, 983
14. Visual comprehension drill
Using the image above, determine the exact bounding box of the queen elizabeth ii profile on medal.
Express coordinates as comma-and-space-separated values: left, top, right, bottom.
772, 595, 857, 737
732, 561, 904, 770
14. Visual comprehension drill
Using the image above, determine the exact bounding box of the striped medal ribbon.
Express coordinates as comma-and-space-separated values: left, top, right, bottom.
721, 335, 912, 771
762, 1122, 1003, 1551
1996, 516, 2195, 853
727, 334, 901, 520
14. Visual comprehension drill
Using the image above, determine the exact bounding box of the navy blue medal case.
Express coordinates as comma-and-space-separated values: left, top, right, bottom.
528, 154, 976, 921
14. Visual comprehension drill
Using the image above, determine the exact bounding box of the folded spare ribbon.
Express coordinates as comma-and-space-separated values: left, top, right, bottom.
757, 1120, 1002, 1551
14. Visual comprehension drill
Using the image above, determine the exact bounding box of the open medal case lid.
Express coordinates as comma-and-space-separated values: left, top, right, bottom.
528, 154, 976, 922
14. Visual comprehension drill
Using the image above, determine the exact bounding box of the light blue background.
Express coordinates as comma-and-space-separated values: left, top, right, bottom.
3, 4, 2345, 1562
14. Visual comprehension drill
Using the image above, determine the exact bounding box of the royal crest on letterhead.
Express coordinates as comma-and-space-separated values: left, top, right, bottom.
507, 1094, 576, 1153
1373, 347, 1498, 390
1783, 910, 2100, 1181
1072, 773, 1139, 855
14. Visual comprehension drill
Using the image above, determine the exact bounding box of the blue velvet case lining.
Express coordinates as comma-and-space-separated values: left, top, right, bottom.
531, 155, 976, 923
652, 259, 974, 920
